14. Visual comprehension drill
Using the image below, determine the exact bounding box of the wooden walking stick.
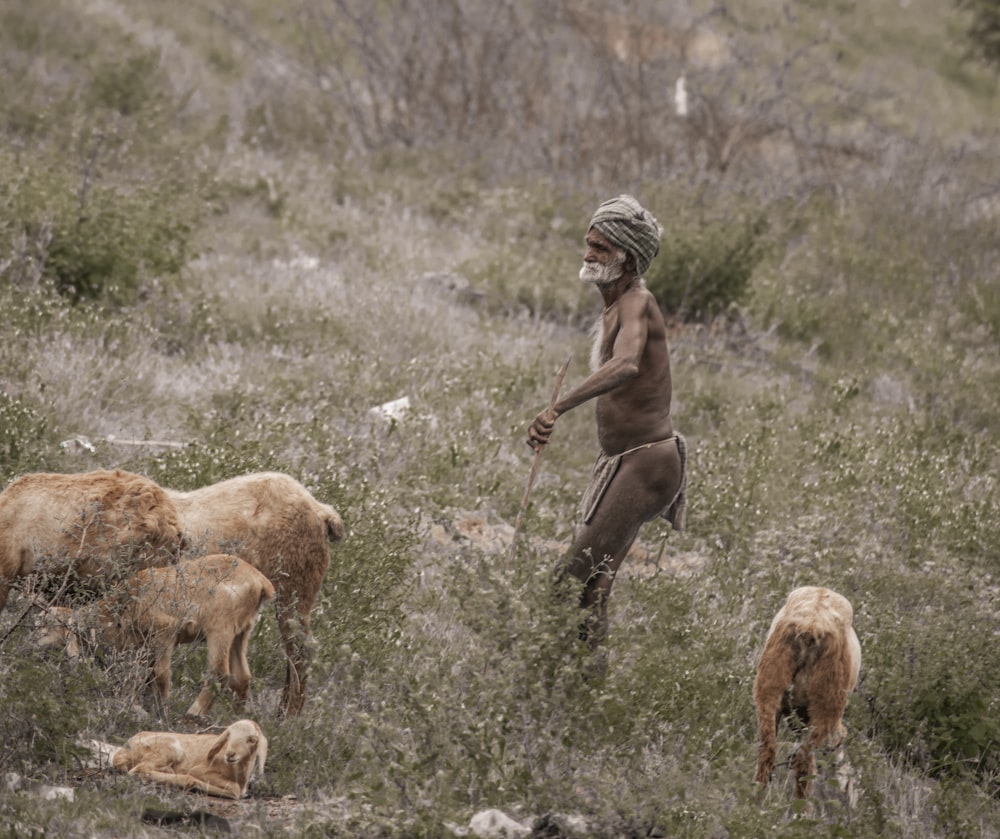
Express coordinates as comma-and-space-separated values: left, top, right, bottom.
507, 355, 571, 570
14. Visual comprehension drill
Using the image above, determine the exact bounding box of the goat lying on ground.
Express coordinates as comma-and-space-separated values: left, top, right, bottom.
753, 585, 861, 802
163, 472, 345, 716
0, 469, 183, 611
112, 719, 267, 800
35, 554, 275, 717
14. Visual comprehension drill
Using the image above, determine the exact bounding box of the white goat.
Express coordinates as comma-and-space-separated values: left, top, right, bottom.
112, 719, 267, 800
35, 554, 275, 717
753, 586, 861, 803
163, 472, 345, 716
0, 469, 183, 610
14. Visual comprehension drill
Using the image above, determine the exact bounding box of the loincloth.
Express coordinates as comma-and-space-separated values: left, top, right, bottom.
580, 432, 687, 531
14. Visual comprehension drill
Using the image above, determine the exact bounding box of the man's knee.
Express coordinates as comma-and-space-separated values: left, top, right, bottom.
554, 548, 595, 586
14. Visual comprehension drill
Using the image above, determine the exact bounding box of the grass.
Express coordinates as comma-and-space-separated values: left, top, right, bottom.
6, 170, 1000, 835
2, 0, 1000, 836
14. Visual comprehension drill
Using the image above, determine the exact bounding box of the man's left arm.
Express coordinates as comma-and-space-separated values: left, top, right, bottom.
527, 293, 649, 449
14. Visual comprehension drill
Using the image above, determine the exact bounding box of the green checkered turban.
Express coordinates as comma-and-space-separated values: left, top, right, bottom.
588, 194, 663, 277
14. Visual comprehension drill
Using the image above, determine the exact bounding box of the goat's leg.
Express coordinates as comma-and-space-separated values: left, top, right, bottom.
753, 643, 796, 793
792, 736, 815, 800
186, 636, 231, 717
754, 703, 781, 792
132, 768, 242, 800
228, 630, 251, 702
797, 715, 847, 801
150, 643, 176, 719
276, 602, 311, 717
796, 651, 851, 801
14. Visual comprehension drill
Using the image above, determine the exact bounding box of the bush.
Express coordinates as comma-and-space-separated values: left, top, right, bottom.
862, 578, 1000, 785
645, 206, 770, 323
0, 654, 97, 773
0, 152, 196, 304
955, 0, 1000, 72
0, 29, 206, 304
0, 390, 50, 480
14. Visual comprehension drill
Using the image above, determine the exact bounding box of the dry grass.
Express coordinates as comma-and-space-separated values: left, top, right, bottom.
1, 0, 1000, 836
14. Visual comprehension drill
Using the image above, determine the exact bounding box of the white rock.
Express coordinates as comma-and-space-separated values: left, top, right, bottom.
468, 808, 530, 838
37, 786, 75, 802
370, 396, 411, 422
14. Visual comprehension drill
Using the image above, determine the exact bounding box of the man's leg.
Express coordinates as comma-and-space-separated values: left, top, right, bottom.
559, 441, 682, 649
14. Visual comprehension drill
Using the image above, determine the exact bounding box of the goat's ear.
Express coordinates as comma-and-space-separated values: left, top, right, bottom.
255, 733, 268, 777
207, 730, 230, 762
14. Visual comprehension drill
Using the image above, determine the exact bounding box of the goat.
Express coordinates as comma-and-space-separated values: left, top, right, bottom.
162, 472, 345, 716
35, 554, 275, 717
0, 469, 183, 611
753, 586, 861, 803
112, 719, 267, 800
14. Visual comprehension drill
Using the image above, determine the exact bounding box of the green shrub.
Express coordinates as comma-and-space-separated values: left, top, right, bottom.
911, 674, 1000, 780
86, 53, 160, 117
955, 0, 1000, 72
0, 655, 96, 773
0, 154, 195, 304
645, 209, 769, 322
0, 390, 50, 480
0, 29, 205, 305
309, 471, 413, 668
858, 572, 1000, 786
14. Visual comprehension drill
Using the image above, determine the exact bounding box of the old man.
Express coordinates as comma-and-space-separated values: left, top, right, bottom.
528, 194, 687, 655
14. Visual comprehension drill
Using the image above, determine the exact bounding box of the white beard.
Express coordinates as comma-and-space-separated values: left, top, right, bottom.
582, 250, 626, 370
579, 250, 626, 287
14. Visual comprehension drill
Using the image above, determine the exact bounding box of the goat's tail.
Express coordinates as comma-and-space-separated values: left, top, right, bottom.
788, 628, 827, 673
321, 505, 346, 543
258, 578, 277, 609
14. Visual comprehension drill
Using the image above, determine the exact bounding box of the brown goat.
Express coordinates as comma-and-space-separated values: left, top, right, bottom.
112, 719, 267, 800
0, 469, 183, 611
163, 473, 345, 716
753, 586, 861, 803
35, 554, 275, 718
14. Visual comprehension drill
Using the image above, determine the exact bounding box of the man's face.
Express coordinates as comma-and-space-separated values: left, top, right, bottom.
580, 228, 626, 287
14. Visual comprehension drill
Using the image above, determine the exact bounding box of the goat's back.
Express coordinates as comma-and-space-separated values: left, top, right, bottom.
113, 731, 194, 771
163, 473, 343, 586
126, 554, 275, 632
166, 473, 342, 546
767, 586, 854, 639
0, 469, 182, 580
757, 586, 861, 707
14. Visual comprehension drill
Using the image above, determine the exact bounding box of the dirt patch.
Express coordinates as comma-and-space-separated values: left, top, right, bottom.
68, 766, 325, 832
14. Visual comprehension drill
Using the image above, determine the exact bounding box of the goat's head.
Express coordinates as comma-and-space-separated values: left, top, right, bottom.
208, 720, 267, 776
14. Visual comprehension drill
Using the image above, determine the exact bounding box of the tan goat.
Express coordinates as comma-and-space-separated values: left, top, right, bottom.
0, 469, 183, 610
753, 586, 861, 803
35, 554, 275, 717
112, 719, 267, 800
163, 472, 345, 716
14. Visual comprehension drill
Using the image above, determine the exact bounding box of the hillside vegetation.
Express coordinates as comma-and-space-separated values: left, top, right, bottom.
2, 0, 1000, 836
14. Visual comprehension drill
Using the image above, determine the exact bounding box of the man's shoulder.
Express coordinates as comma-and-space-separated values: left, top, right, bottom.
623, 282, 663, 315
